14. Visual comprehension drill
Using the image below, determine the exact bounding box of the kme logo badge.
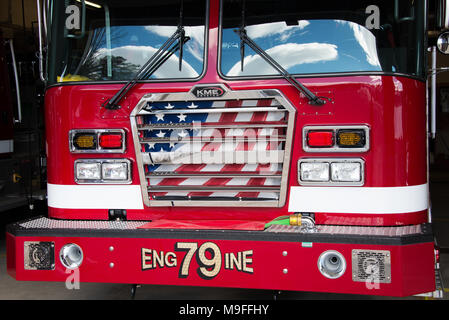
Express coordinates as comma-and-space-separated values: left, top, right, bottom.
191, 85, 227, 98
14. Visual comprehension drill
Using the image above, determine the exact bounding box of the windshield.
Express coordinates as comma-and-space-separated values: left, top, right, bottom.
47, 0, 207, 84
220, 0, 426, 78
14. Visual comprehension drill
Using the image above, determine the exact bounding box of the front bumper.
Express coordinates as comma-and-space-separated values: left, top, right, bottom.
6, 217, 436, 297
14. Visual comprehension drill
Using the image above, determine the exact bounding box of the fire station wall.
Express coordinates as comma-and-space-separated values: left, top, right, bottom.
432, 51, 449, 168
0, 0, 38, 50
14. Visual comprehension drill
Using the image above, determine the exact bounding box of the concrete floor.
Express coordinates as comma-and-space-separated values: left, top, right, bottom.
0, 182, 448, 300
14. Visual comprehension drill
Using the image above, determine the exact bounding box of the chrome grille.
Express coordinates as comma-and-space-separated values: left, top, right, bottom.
130, 89, 295, 207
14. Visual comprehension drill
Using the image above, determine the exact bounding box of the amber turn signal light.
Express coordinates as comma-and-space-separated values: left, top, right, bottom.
73, 133, 96, 150
336, 130, 366, 148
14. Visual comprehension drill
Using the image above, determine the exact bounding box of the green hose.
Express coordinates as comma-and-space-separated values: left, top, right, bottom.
264, 215, 290, 229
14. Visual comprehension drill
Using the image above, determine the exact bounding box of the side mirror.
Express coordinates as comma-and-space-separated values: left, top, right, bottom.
437, 31, 449, 54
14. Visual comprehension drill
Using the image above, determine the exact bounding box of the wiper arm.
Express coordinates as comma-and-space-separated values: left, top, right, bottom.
234, 28, 328, 106
139, 34, 190, 81
103, 26, 190, 110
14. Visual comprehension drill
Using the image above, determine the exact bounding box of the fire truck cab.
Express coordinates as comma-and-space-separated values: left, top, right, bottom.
6, 0, 448, 297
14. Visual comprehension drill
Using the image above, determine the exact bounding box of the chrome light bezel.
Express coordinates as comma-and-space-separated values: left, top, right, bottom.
74, 159, 132, 184
318, 250, 347, 279
303, 125, 370, 153
298, 158, 364, 186
59, 243, 84, 270
69, 129, 126, 153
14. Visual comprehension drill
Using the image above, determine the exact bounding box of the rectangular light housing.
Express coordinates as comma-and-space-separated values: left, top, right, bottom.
298, 158, 364, 186
303, 126, 369, 152
70, 129, 126, 153
75, 159, 131, 184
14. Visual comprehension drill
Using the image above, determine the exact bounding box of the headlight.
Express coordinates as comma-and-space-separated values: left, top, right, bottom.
60, 244, 83, 269
75, 162, 101, 180
298, 158, 364, 185
300, 162, 329, 182
102, 162, 129, 181
331, 162, 362, 182
75, 159, 131, 184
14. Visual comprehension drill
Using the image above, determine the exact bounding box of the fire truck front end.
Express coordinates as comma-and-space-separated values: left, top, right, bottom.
6, 0, 442, 297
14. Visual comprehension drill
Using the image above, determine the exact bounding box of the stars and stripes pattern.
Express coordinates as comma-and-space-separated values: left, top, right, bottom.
136, 98, 288, 201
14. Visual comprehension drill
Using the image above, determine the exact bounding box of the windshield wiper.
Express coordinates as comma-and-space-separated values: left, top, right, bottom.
103, 1, 189, 110
234, 1, 328, 106
234, 28, 327, 106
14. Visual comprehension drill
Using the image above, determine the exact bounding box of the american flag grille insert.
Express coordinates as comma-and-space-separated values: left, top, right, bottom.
130, 89, 296, 207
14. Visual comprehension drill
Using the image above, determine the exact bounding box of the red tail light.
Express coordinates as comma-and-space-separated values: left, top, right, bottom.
99, 133, 123, 149
307, 131, 334, 147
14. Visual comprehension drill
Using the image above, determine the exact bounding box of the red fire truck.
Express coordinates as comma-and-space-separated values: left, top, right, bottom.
6, 0, 448, 297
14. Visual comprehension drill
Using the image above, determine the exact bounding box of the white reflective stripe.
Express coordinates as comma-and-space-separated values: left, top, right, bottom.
47, 183, 144, 209
0, 140, 13, 153
288, 184, 429, 214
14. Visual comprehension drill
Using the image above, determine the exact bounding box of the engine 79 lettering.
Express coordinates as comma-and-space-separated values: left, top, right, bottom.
141, 242, 254, 279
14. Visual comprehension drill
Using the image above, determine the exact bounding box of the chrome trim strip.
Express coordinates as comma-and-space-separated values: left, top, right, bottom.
137, 123, 287, 130
140, 136, 287, 143
139, 107, 284, 115
146, 173, 281, 179
147, 200, 280, 207
141, 150, 285, 165
148, 186, 280, 192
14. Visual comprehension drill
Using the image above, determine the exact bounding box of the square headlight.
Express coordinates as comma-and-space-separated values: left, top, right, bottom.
102, 162, 129, 181
300, 162, 330, 182
75, 162, 101, 181
331, 162, 362, 182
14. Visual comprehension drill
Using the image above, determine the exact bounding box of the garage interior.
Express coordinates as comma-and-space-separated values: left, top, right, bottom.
0, 0, 448, 300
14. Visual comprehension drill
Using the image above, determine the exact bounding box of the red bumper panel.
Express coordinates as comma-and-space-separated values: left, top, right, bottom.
6, 217, 435, 297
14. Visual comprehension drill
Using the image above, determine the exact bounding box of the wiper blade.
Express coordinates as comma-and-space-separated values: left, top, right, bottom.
103, 0, 189, 110
139, 34, 190, 81
239, 0, 246, 72
103, 26, 189, 110
234, 28, 328, 106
